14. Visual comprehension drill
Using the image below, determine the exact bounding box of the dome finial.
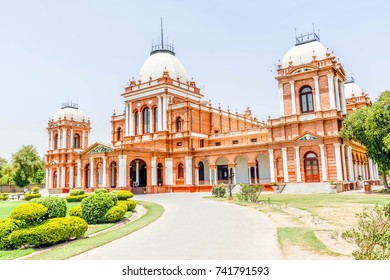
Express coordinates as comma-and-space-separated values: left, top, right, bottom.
151, 18, 175, 55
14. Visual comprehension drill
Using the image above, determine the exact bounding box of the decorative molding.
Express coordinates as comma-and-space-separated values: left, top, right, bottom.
297, 134, 318, 141
87, 145, 114, 154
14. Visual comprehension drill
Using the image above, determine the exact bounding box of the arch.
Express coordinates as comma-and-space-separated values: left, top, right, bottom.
257, 154, 271, 184
153, 107, 158, 132
197, 159, 210, 184
176, 116, 182, 132
300, 86, 314, 113
117, 127, 122, 141
143, 107, 150, 133
54, 133, 59, 149
110, 161, 117, 187
85, 164, 91, 188
157, 163, 163, 185
52, 170, 58, 188
177, 163, 184, 179
130, 159, 147, 187
304, 151, 320, 182
235, 155, 249, 184
216, 156, 229, 183
73, 133, 80, 148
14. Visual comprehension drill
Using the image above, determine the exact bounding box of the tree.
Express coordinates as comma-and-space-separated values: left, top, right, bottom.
11, 145, 45, 188
0, 163, 15, 185
340, 90, 390, 189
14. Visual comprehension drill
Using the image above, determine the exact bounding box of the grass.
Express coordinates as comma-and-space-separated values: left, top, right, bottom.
0, 248, 35, 260
23, 200, 164, 260
0, 200, 25, 218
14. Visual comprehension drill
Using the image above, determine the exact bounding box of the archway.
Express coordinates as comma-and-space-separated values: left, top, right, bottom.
304, 152, 320, 182
198, 159, 210, 185
130, 159, 147, 187
110, 161, 117, 187
257, 154, 271, 184
216, 157, 229, 183
235, 156, 249, 184
52, 171, 58, 188
157, 163, 163, 185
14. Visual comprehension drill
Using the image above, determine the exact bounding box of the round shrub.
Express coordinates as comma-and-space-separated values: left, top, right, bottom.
108, 192, 118, 205
31, 196, 67, 219
0, 218, 21, 250
0, 193, 9, 201
24, 193, 42, 201
66, 193, 88, 202
94, 188, 108, 194
81, 192, 116, 224
114, 190, 134, 200
31, 186, 40, 194
68, 205, 83, 218
69, 189, 85, 196
10, 203, 48, 224
119, 200, 137, 212
116, 201, 128, 212
211, 185, 226, 198
104, 206, 126, 223
8, 216, 88, 249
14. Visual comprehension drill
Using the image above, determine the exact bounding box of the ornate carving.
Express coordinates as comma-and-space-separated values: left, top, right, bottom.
88, 145, 114, 154
297, 134, 318, 141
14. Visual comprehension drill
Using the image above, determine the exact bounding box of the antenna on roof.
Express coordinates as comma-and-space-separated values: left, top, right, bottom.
312, 22, 315, 34
161, 17, 164, 47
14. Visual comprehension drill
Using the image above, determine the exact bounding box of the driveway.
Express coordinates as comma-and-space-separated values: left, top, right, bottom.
70, 193, 283, 260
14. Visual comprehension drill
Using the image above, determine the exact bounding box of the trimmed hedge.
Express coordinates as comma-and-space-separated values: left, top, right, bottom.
66, 193, 88, 202
0, 218, 21, 250
24, 193, 42, 201
81, 193, 116, 224
8, 217, 88, 249
10, 203, 48, 224
94, 188, 108, 194
0, 193, 8, 201
68, 205, 83, 218
31, 196, 67, 219
119, 200, 137, 212
69, 189, 85, 196
211, 185, 226, 198
104, 206, 126, 223
114, 190, 134, 200
116, 202, 128, 212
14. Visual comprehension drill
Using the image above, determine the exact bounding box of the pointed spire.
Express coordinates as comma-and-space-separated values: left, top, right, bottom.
161, 17, 164, 47
151, 18, 175, 55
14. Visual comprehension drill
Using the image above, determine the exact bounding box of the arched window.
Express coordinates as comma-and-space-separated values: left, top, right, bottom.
117, 127, 122, 141
143, 108, 150, 133
135, 111, 139, 135
300, 86, 314, 113
176, 117, 182, 132
74, 134, 80, 148
178, 163, 184, 179
54, 134, 59, 149
154, 107, 158, 132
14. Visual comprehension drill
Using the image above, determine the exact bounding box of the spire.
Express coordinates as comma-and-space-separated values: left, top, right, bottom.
151, 18, 175, 55
161, 17, 164, 47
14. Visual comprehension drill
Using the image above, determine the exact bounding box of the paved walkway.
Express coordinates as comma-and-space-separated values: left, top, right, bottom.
70, 193, 283, 260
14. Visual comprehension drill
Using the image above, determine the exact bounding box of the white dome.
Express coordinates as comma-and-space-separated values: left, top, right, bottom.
281, 41, 328, 68
139, 51, 188, 83
344, 82, 364, 99
52, 107, 86, 122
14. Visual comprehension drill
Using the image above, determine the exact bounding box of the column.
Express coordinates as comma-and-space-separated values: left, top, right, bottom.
61, 167, 66, 188
319, 144, 328, 181
137, 112, 142, 135
162, 95, 167, 130
334, 76, 341, 111
77, 160, 81, 188
150, 107, 154, 133
129, 102, 134, 135
279, 83, 285, 116
213, 168, 217, 185
185, 156, 193, 185
281, 147, 289, 183
313, 76, 321, 111
102, 156, 107, 187
70, 129, 74, 149
268, 149, 275, 183
151, 157, 157, 186
233, 167, 237, 184
354, 164, 359, 180
82, 131, 85, 148
327, 74, 336, 109
118, 155, 127, 187
209, 168, 213, 185
62, 128, 67, 149
56, 167, 60, 189
89, 158, 94, 188
248, 167, 251, 184
368, 159, 373, 180
158, 96, 163, 131
69, 166, 74, 188
340, 82, 347, 115
125, 103, 129, 136
334, 143, 343, 181
48, 169, 52, 188
254, 167, 258, 184
294, 146, 301, 182
165, 158, 173, 185
49, 131, 53, 150
290, 81, 297, 115
347, 146, 354, 181
341, 144, 347, 181
195, 168, 199, 186
135, 160, 140, 184
45, 168, 49, 189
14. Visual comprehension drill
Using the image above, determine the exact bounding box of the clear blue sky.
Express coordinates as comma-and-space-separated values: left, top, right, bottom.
1, 0, 389, 160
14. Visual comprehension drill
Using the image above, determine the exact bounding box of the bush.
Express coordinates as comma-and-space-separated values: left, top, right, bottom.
211, 184, 226, 198
94, 188, 108, 194
68, 205, 83, 218
69, 189, 85, 196
0, 218, 22, 250
342, 203, 390, 260
31, 186, 40, 194
8, 216, 88, 249
116, 202, 128, 212
10, 203, 48, 224
114, 190, 134, 200
104, 206, 126, 223
24, 193, 42, 201
66, 193, 88, 202
81, 192, 116, 224
0, 193, 9, 201
118, 200, 137, 212
31, 196, 67, 219
237, 184, 264, 203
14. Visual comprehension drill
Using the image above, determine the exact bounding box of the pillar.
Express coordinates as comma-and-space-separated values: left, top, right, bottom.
334, 76, 341, 111
313, 76, 321, 111
163, 95, 168, 130
62, 128, 67, 149
185, 156, 193, 185
209, 168, 213, 185
334, 143, 343, 181
61, 167, 66, 188
165, 158, 173, 185
102, 156, 107, 187
89, 158, 94, 188
213, 168, 217, 185
319, 144, 327, 182
281, 147, 289, 183
289, 81, 297, 115
233, 167, 237, 184
268, 149, 275, 183
195, 167, 199, 186
48, 169, 52, 188
49, 131, 53, 150
70, 129, 73, 148
129, 102, 134, 136
158, 96, 163, 131
69, 166, 74, 188
118, 155, 127, 187
327, 74, 336, 109
279, 83, 285, 116
340, 82, 347, 115
341, 144, 347, 181
56, 167, 60, 189
294, 146, 301, 182
151, 157, 157, 186
254, 166, 258, 184
45, 168, 49, 189
125, 103, 129, 136
347, 146, 354, 182
82, 131, 85, 149
77, 160, 81, 188
137, 112, 142, 135
135, 160, 140, 184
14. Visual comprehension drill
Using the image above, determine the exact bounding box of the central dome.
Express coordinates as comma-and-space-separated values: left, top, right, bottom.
52, 104, 86, 122
344, 82, 364, 98
281, 40, 328, 68
139, 50, 188, 83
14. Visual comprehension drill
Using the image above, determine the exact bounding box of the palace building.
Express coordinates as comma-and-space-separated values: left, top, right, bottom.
45, 29, 380, 194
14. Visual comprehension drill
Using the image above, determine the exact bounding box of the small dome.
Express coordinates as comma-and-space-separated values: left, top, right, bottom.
281, 40, 328, 68
344, 82, 364, 99
52, 106, 86, 122
139, 51, 188, 83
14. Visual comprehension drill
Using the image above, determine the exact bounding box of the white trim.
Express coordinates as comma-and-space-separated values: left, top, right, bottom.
279, 83, 285, 116
334, 143, 343, 181
313, 76, 321, 111
281, 147, 289, 182
268, 149, 275, 183
319, 144, 327, 182
290, 81, 296, 115
294, 146, 301, 182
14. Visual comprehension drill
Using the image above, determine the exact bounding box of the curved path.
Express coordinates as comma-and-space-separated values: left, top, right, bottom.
71, 193, 283, 260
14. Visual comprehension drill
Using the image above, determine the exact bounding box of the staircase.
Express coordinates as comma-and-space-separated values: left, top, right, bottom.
280, 182, 332, 194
